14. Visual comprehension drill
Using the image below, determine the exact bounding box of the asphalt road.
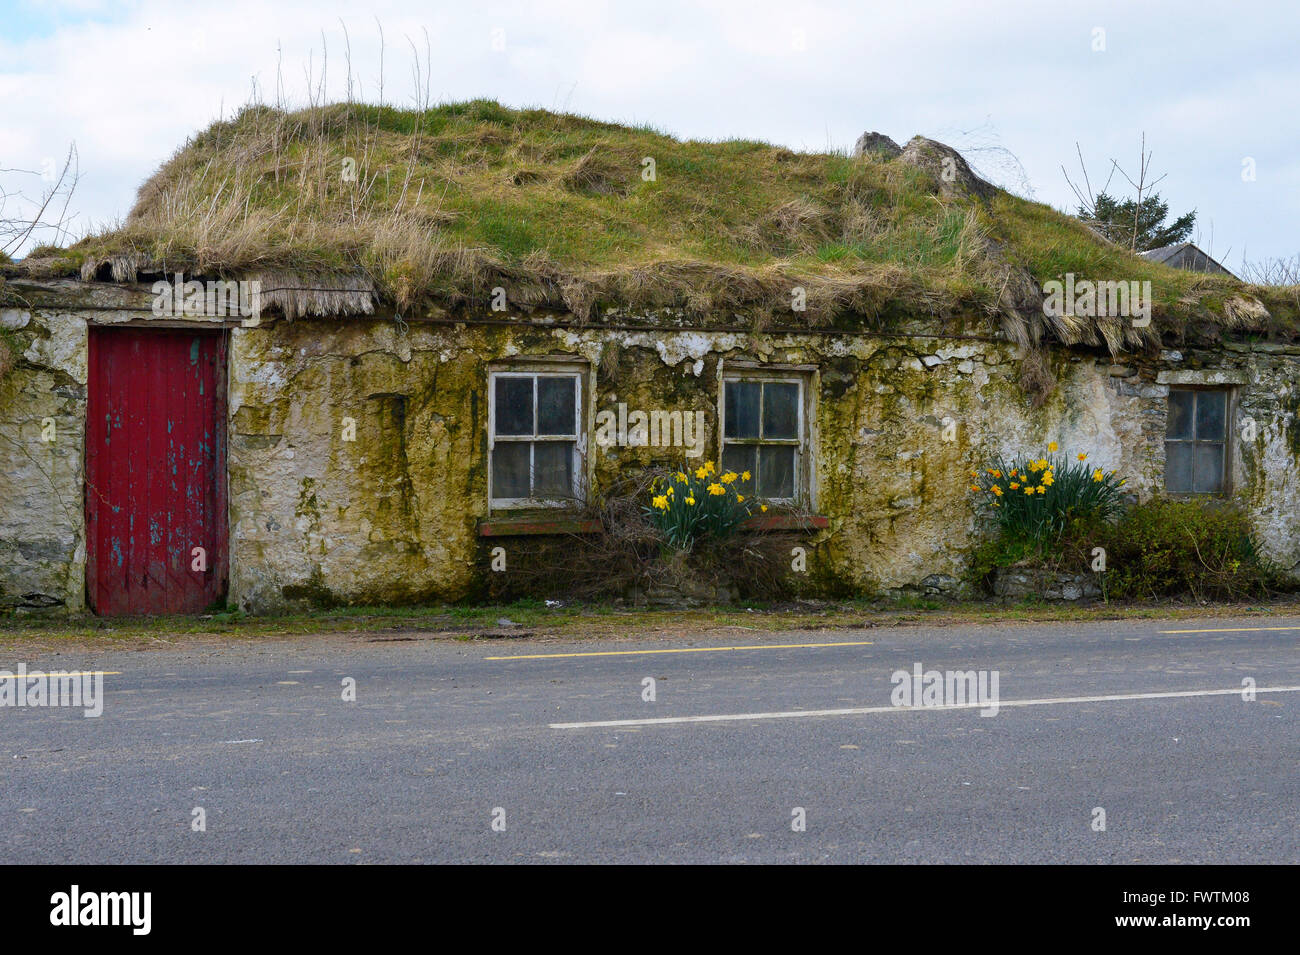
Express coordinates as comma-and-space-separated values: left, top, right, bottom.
1, 616, 1296, 863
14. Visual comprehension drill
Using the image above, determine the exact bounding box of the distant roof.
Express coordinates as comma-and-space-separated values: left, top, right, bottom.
1139, 242, 1238, 279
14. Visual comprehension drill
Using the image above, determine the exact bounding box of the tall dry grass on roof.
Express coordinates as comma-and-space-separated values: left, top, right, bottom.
24, 96, 1290, 375
69, 100, 1006, 324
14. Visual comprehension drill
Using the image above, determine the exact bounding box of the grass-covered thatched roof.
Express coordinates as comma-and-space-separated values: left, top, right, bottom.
9, 99, 1299, 360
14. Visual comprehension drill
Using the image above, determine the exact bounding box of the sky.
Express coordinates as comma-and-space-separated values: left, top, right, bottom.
1, 0, 1297, 267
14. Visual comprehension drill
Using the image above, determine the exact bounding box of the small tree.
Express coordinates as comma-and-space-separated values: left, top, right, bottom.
1080, 191, 1195, 251
1063, 133, 1197, 252
0, 143, 80, 259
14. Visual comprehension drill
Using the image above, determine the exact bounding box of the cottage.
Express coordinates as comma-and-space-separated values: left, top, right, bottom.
1139, 242, 1239, 279
1, 103, 1296, 613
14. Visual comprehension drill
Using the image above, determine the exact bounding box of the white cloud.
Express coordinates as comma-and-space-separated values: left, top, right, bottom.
1, 0, 1296, 265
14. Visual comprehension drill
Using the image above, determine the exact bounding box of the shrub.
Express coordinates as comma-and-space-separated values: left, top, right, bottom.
967, 443, 1124, 553
1092, 498, 1283, 601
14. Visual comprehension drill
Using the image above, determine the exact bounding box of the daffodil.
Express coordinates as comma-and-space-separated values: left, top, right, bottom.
1092, 469, 1104, 482
721, 472, 737, 484
1042, 473, 1054, 486
969, 485, 980, 493
992, 485, 1003, 497
685, 496, 696, 505
707, 483, 725, 496
1048, 441, 1058, 452
1010, 482, 1020, 490
1024, 486, 1035, 495
742, 471, 751, 481
1036, 485, 1046, 494
736, 494, 745, 503
695, 466, 709, 479
652, 495, 668, 510
1077, 452, 1088, 462
676, 471, 688, 483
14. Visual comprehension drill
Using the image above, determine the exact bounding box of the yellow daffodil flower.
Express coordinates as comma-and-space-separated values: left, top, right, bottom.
1048, 442, 1058, 452
1077, 452, 1087, 461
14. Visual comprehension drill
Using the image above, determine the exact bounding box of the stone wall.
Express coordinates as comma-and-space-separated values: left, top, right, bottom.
0, 290, 87, 610
2, 278, 1297, 612
225, 314, 1300, 610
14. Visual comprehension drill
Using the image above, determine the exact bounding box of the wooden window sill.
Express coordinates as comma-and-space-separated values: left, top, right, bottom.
477, 513, 828, 536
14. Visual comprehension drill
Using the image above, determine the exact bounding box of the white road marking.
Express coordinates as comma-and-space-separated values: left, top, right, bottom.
549, 685, 1300, 729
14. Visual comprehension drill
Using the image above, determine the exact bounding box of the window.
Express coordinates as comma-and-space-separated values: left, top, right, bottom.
1165, 388, 1228, 494
489, 369, 584, 507
721, 374, 806, 502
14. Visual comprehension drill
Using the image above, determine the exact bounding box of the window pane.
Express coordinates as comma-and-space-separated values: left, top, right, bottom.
722, 445, 756, 494
537, 376, 576, 436
762, 382, 799, 439
1195, 390, 1226, 441
1193, 443, 1224, 494
492, 442, 530, 498
1165, 441, 1193, 493
1166, 390, 1194, 440
759, 445, 795, 498
495, 377, 534, 436
724, 381, 760, 439
533, 442, 574, 498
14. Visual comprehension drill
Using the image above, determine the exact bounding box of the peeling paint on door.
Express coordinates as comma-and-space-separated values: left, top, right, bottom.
86, 328, 228, 613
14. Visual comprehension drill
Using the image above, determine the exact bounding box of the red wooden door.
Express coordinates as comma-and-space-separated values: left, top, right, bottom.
86, 328, 228, 614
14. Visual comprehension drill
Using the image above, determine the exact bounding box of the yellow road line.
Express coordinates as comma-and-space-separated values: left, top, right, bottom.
487, 641, 873, 661
0, 670, 120, 678
1160, 626, 1300, 634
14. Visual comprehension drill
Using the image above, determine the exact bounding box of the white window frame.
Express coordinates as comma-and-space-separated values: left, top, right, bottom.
718, 369, 810, 505
488, 366, 587, 510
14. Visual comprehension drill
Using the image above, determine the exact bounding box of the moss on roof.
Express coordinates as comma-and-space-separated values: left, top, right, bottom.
11, 99, 1299, 353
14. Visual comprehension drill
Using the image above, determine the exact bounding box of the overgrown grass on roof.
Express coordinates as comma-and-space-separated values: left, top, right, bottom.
62, 100, 997, 324
23, 98, 1296, 347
